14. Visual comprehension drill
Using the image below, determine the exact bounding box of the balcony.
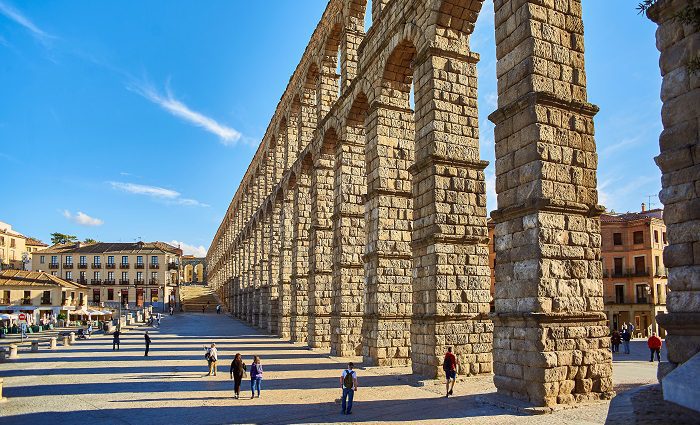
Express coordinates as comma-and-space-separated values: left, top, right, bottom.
610, 269, 625, 278
77, 278, 87, 284
150, 263, 159, 269
119, 279, 130, 285
104, 279, 116, 285
106, 263, 116, 269
63, 263, 73, 269
654, 267, 667, 277
90, 279, 102, 285
91, 263, 102, 269
49, 263, 59, 269
135, 263, 145, 270
0, 297, 10, 305
78, 263, 88, 269
120, 263, 130, 269
21, 298, 32, 305
149, 279, 159, 285
134, 279, 145, 285
167, 263, 179, 270
41, 298, 52, 305
629, 267, 650, 277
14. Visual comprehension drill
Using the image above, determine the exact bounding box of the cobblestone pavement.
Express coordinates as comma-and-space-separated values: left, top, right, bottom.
0, 313, 692, 424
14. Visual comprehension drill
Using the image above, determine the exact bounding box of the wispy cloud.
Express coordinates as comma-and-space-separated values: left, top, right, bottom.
170, 240, 207, 257
110, 181, 209, 207
601, 136, 641, 156
0, 1, 54, 43
126, 78, 242, 145
63, 210, 104, 227
485, 168, 497, 214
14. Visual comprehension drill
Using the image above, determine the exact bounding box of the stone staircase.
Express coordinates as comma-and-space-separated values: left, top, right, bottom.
180, 285, 221, 313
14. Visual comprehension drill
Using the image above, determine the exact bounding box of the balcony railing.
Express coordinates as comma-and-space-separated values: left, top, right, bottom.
63, 263, 73, 269
134, 279, 145, 285
167, 263, 179, 270
41, 298, 52, 305
91, 263, 102, 269
120, 263, 130, 269
149, 279, 159, 285
119, 279, 130, 284
91, 279, 102, 285
0, 298, 10, 305
654, 267, 667, 277
630, 267, 650, 277
636, 297, 650, 304
606, 268, 651, 278
78, 263, 88, 269
135, 263, 145, 269
77, 278, 87, 284
49, 263, 59, 269
21, 299, 32, 305
104, 279, 115, 285
150, 263, 159, 269
106, 263, 116, 269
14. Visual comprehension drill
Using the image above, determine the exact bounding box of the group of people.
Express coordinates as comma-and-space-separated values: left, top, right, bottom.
611, 322, 664, 362
203, 344, 265, 399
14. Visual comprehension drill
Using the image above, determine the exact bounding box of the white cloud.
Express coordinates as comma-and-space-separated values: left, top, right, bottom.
0, 1, 54, 42
170, 240, 207, 257
109, 181, 209, 207
63, 210, 103, 227
127, 79, 241, 145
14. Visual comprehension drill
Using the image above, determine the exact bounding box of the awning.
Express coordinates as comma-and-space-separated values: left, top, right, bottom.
0, 313, 18, 320
0, 306, 38, 311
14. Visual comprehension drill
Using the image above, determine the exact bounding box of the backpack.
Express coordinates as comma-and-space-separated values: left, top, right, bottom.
343, 370, 354, 389
204, 349, 211, 361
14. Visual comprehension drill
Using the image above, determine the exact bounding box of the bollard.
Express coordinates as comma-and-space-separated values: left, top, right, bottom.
8, 344, 18, 359
69, 332, 76, 344
31, 340, 39, 352
0, 377, 6, 402
62, 335, 70, 346
49, 337, 57, 349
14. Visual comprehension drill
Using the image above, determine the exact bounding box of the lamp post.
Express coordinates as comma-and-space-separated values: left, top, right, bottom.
117, 292, 122, 331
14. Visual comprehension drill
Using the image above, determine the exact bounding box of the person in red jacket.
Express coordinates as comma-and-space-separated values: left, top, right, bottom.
648, 332, 662, 362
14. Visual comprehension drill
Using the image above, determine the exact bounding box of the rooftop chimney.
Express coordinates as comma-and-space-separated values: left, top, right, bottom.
641, 202, 646, 212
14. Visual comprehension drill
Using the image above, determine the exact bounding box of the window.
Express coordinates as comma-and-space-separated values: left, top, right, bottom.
107, 271, 114, 281
93, 256, 101, 265
79, 256, 87, 265
137, 256, 143, 265
51, 255, 58, 265
136, 271, 143, 281
151, 256, 158, 265
615, 285, 625, 303
40, 255, 45, 264
65, 271, 72, 280
634, 256, 646, 275
66, 255, 73, 265
1, 290, 9, 304
633, 231, 643, 244
41, 290, 51, 304
151, 289, 159, 303
122, 256, 128, 265
51, 271, 57, 276
636, 284, 648, 304
663, 232, 667, 244
613, 233, 623, 245
107, 255, 114, 265
10, 238, 15, 248
655, 256, 661, 275
121, 271, 128, 281
654, 230, 659, 243
79, 271, 86, 280
151, 271, 157, 280
613, 258, 624, 275
61, 291, 66, 304
656, 283, 663, 303
121, 289, 129, 304
22, 290, 31, 305
93, 289, 100, 303
78, 292, 84, 305
93, 271, 100, 280
107, 288, 114, 300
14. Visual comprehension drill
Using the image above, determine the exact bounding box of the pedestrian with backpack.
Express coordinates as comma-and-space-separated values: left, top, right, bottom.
339, 362, 358, 415
205, 343, 218, 376
443, 346, 459, 397
250, 355, 263, 398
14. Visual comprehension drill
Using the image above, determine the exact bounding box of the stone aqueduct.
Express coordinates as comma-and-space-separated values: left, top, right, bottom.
206, 0, 700, 408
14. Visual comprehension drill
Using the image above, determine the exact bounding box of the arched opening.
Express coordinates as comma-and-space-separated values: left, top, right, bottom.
321, 23, 342, 107
300, 65, 319, 149
194, 263, 203, 283
184, 264, 193, 283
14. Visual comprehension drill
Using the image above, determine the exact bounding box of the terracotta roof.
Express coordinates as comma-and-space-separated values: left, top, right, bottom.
37, 241, 182, 255
25, 237, 48, 247
0, 269, 87, 289
600, 209, 664, 223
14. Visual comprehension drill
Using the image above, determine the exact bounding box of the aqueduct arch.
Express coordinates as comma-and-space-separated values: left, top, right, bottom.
208, 0, 699, 408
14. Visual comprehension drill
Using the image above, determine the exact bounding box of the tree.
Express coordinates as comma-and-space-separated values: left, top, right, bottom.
83, 238, 98, 243
50, 233, 78, 245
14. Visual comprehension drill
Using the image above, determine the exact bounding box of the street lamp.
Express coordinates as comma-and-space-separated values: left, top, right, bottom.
117, 292, 122, 331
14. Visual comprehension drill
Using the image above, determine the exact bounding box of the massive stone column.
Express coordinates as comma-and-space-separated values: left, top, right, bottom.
267, 202, 281, 334
410, 48, 493, 378
489, 0, 613, 407
361, 99, 414, 367
308, 136, 335, 349
291, 169, 312, 343
277, 188, 295, 338
252, 222, 262, 327
648, 0, 700, 374
259, 213, 271, 329
331, 110, 366, 357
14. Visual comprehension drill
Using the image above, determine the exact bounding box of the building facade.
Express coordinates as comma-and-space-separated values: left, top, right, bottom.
0, 269, 88, 322
0, 221, 27, 270
601, 207, 668, 337
24, 237, 48, 271
33, 241, 182, 310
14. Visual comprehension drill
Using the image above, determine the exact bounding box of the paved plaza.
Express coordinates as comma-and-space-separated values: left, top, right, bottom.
0, 313, 686, 424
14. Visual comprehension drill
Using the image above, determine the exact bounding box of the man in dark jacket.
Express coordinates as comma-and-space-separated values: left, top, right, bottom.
144, 331, 151, 356
113, 329, 121, 351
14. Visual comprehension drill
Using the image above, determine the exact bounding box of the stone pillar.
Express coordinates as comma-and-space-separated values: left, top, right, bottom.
361, 100, 413, 367
49, 337, 57, 349
308, 139, 335, 349
252, 221, 262, 327
0, 377, 6, 402
291, 170, 312, 344
648, 0, 700, 374
331, 128, 366, 357
244, 234, 253, 323
489, 0, 613, 407
259, 212, 271, 330
8, 344, 18, 359
268, 201, 282, 334
278, 188, 295, 339
62, 335, 70, 346
409, 49, 493, 379
69, 332, 76, 344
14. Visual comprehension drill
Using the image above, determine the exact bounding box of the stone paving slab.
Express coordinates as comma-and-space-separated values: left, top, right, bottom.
0, 313, 680, 424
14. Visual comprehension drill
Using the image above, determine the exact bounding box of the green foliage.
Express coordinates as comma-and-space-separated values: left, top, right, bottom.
636, 0, 657, 15
57, 313, 66, 320
83, 238, 98, 243
50, 233, 78, 245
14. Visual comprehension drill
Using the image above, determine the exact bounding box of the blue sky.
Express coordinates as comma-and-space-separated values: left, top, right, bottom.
0, 1, 662, 255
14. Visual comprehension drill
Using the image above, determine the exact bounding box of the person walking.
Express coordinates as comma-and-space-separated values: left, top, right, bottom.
229, 353, 247, 399
144, 331, 151, 357
648, 332, 662, 362
621, 327, 632, 354
205, 343, 219, 376
443, 346, 459, 397
611, 328, 621, 353
216, 304, 221, 314
250, 355, 263, 398
112, 329, 121, 351
169, 305, 174, 316
340, 362, 358, 415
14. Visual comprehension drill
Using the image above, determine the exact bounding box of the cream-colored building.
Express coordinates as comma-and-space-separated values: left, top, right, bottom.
0, 221, 27, 270
0, 269, 88, 322
33, 241, 182, 310
24, 237, 48, 270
